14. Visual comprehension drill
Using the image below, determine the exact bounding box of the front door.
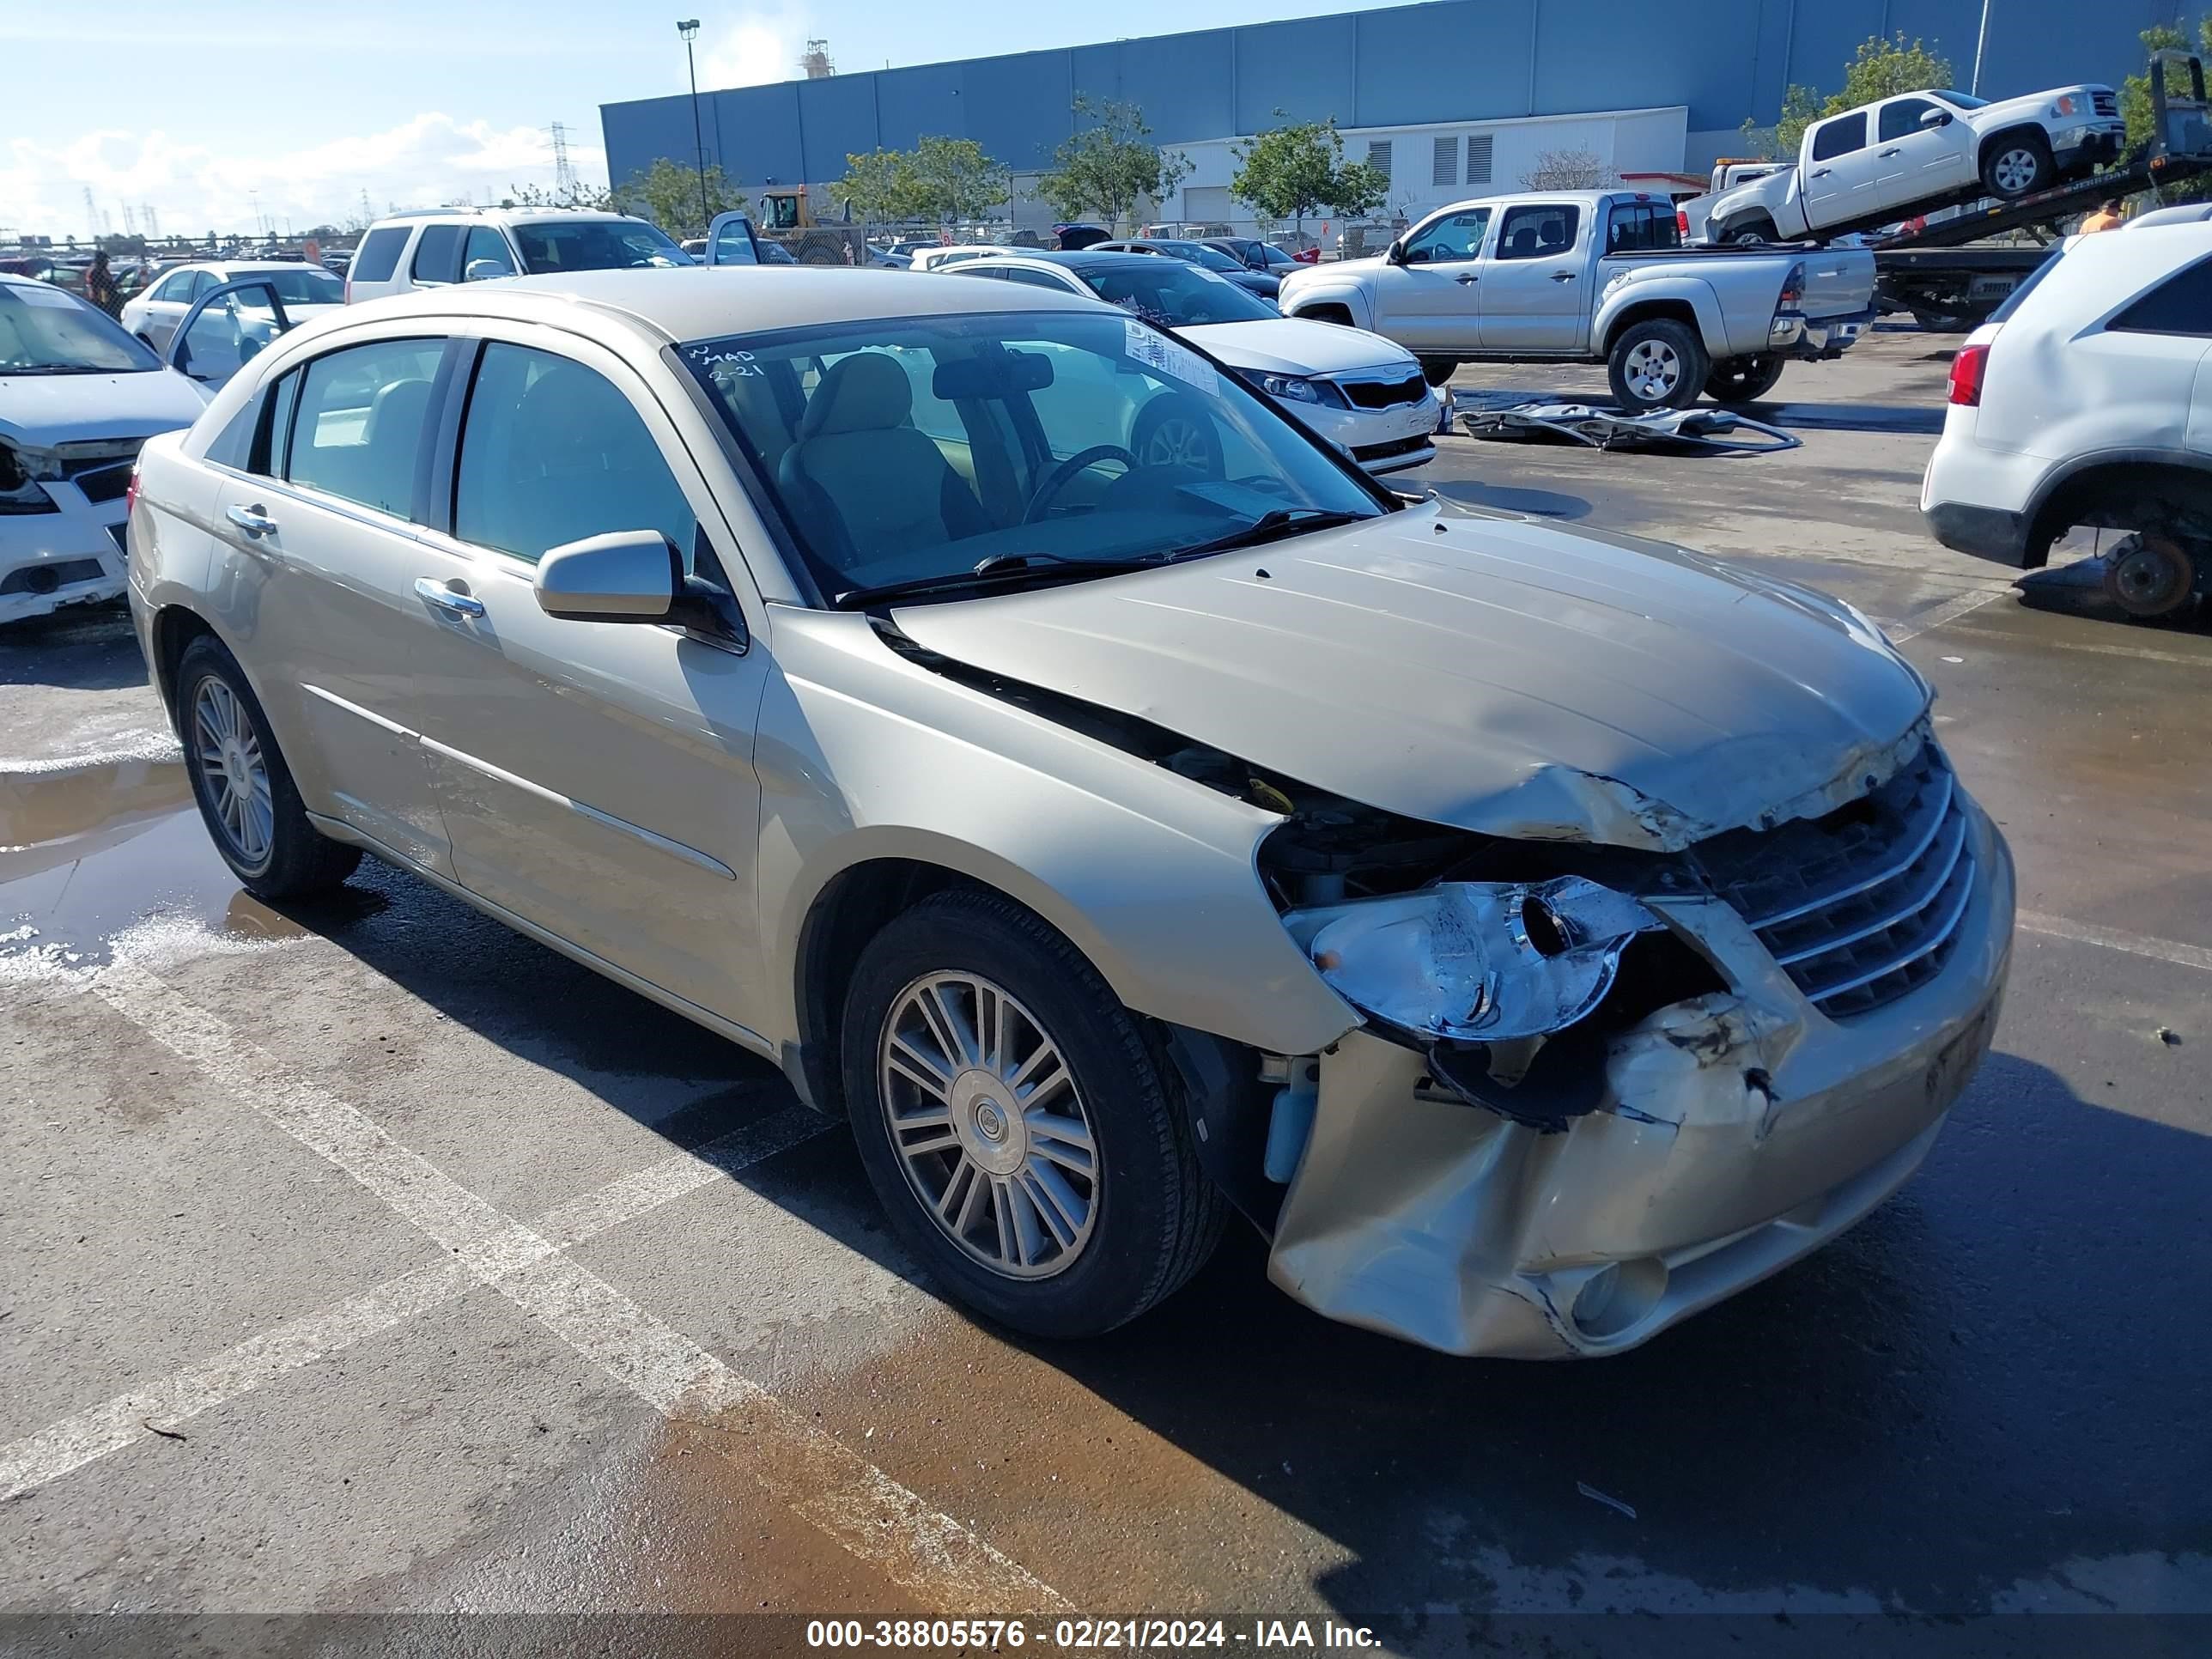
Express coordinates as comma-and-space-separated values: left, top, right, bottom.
403, 331, 773, 1024
1474, 202, 1587, 351
1367, 205, 1491, 352
206, 331, 455, 874
1871, 97, 1976, 214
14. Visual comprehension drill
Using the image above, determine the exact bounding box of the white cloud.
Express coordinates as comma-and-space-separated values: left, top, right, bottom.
695, 6, 812, 90
0, 113, 610, 242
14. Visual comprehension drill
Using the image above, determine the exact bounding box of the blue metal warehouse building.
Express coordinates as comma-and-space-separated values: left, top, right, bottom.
601, 0, 2185, 226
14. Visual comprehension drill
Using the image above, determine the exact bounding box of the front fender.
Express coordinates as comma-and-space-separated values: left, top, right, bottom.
752, 608, 1362, 1070
1595, 277, 1728, 357
1280, 280, 1376, 332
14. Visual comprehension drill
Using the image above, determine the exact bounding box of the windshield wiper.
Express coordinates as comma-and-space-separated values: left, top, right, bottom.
3, 364, 129, 376
833, 552, 1165, 610
1170, 508, 1367, 561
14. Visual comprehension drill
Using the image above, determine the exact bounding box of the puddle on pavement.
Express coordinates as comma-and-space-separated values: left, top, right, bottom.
0, 754, 304, 969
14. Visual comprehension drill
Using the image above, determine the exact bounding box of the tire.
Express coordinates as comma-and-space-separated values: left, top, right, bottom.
1704, 355, 1785, 404
1607, 318, 1710, 413
175, 634, 361, 901
2100, 532, 2199, 620
1719, 216, 1776, 246
1130, 392, 1224, 477
1417, 356, 1458, 388
1910, 307, 1970, 334
841, 890, 1226, 1339
1982, 135, 2052, 200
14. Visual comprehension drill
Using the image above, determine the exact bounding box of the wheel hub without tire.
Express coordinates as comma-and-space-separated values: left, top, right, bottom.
878, 971, 1099, 1279
2102, 533, 2195, 618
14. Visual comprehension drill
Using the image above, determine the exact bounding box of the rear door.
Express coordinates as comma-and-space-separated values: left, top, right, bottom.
1802, 112, 1870, 228
1367, 205, 1491, 351
200, 330, 455, 872
139, 270, 204, 349
402, 329, 774, 1023
1474, 203, 1586, 351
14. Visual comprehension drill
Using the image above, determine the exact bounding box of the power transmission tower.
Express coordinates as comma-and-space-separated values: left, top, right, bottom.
122, 204, 137, 236
143, 204, 161, 239
82, 185, 98, 243
550, 121, 579, 198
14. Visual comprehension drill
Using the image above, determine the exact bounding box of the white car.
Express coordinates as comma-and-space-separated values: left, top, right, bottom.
343, 208, 692, 304
1705, 85, 2126, 244
1920, 223, 2212, 619
908, 245, 1005, 273
1, 275, 206, 624
958, 252, 1440, 474
119, 260, 343, 353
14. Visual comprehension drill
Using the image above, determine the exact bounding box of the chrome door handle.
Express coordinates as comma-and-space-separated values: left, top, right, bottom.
1809, 167, 1831, 178
414, 577, 486, 618
1878, 146, 1902, 157
1550, 270, 1577, 282
1455, 273, 1479, 285
225, 503, 276, 538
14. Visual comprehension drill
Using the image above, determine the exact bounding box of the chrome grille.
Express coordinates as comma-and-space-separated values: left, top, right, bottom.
1693, 746, 1976, 1018
1340, 374, 1427, 410
2093, 91, 2118, 116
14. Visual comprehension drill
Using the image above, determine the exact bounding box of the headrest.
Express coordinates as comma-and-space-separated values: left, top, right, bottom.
799, 351, 913, 438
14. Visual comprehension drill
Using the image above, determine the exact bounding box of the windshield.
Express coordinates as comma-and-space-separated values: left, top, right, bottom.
680, 308, 1382, 604
1929, 90, 1989, 110
512, 221, 692, 273
242, 268, 344, 305
0, 283, 161, 374
1079, 263, 1278, 327
1151, 240, 1241, 273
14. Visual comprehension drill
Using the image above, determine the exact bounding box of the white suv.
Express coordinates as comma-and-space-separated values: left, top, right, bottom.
1920, 224, 2212, 620
343, 208, 691, 303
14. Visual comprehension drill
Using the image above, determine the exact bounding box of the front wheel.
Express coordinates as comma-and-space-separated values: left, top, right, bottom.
841, 890, 1225, 1339
1704, 356, 1785, 404
1607, 319, 1710, 414
1983, 137, 2052, 199
176, 635, 361, 900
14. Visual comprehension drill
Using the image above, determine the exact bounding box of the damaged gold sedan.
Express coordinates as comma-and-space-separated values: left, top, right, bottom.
126, 270, 2012, 1358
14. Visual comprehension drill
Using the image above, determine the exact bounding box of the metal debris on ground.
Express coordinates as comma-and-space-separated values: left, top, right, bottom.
1576, 1480, 1638, 1519
1451, 396, 1802, 455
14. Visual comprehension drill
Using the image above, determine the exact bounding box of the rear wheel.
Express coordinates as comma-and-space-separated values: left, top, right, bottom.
841, 890, 1225, 1339
2100, 532, 2199, 620
1704, 356, 1785, 404
175, 635, 361, 900
1983, 136, 2052, 199
1607, 318, 1709, 413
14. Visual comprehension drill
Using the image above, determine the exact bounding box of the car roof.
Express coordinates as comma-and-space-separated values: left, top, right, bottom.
368, 209, 648, 233
343, 266, 1097, 343
968, 251, 1164, 275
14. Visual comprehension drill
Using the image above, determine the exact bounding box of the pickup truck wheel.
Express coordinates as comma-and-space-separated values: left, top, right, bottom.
1418, 356, 1457, 388
1983, 137, 2052, 199
841, 890, 1226, 1339
1705, 356, 1785, 404
1608, 319, 1709, 413
2100, 532, 2198, 619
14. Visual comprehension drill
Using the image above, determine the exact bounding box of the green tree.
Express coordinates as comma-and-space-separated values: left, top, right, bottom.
2121, 18, 2209, 149
1035, 96, 1194, 231
1229, 115, 1389, 234
828, 147, 920, 224
617, 157, 740, 238
502, 179, 615, 213
911, 136, 1012, 225
1738, 35, 1954, 160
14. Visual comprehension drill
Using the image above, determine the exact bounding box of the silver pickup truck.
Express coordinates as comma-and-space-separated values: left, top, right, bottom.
1279, 191, 1877, 411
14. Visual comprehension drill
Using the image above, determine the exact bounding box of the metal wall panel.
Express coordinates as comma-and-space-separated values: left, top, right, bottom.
709, 84, 804, 185
873, 59, 968, 151
1231, 14, 1358, 131
1534, 0, 1767, 129
1354, 2, 1539, 125
796, 73, 881, 179
962, 51, 1077, 171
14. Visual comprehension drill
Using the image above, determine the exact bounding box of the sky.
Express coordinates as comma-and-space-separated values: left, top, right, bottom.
0, 0, 1405, 243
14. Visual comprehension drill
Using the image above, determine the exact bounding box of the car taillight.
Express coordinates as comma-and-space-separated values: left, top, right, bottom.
1778, 262, 1805, 307
125, 466, 143, 518
1677, 207, 1690, 238
1948, 343, 1990, 405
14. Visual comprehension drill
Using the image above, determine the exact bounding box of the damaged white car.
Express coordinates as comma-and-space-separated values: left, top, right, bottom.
126, 270, 2014, 1357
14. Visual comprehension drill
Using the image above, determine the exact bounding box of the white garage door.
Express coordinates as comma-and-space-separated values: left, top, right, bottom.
1182, 185, 1235, 221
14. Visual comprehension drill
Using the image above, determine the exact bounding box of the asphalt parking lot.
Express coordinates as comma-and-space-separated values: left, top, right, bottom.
3, 328, 2208, 1650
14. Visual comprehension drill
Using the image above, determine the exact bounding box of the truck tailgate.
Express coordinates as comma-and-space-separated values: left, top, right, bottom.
1796, 246, 1877, 319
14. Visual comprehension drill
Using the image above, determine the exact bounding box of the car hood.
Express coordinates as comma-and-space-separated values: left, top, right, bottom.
0, 368, 209, 447
1978, 84, 2113, 124
1180, 317, 1416, 377
890, 503, 1934, 851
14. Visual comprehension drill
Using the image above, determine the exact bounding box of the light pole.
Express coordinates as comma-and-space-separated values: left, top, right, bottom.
678, 19, 710, 230
1970, 0, 1993, 97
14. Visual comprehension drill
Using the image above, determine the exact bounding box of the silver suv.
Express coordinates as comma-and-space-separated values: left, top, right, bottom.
343, 208, 691, 303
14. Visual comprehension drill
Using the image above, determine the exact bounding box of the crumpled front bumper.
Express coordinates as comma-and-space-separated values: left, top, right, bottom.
1, 483, 129, 626
1265, 797, 2014, 1358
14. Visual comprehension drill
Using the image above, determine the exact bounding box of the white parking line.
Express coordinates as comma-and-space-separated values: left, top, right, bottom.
1942, 624, 2212, 672
2018, 910, 2212, 974
1884, 589, 2003, 643
33, 959, 1072, 1613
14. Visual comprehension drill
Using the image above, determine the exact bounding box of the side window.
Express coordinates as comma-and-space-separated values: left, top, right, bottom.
461, 227, 517, 282
264, 370, 301, 478
1812, 112, 1868, 161
710, 216, 760, 265
153, 272, 197, 303
203, 387, 264, 471
1401, 209, 1491, 264
454, 343, 696, 564
286, 338, 447, 518
2108, 257, 2212, 337
1495, 204, 1581, 261
1005, 267, 1078, 291
1606, 204, 1680, 252
1879, 98, 1938, 142
410, 224, 463, 285
351, 226, 409, 284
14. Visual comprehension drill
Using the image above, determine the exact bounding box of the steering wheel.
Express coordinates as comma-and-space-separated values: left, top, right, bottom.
1022, 444, 1135, 524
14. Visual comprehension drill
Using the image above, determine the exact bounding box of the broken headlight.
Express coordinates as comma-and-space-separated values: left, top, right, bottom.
1294, 877, 1665, 1042
0, 439, 62, 516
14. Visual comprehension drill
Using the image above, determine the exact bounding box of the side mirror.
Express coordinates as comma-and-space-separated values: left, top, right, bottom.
1919, 107, 1952, 130
535, 530, 749, 648
1385, 240, 1407, 265
464, 258, 513, 283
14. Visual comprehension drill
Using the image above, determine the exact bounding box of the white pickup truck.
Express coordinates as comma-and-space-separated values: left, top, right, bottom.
1698, 84, 2125, 245
1279, 190, 1876, 410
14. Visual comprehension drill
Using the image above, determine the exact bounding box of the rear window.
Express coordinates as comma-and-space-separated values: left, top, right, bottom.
1606, 202, 1681, 252
2108, 254, 2212, 337
351, 226, 410, 284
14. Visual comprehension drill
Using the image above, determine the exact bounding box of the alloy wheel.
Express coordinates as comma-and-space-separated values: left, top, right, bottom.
877, 970, 1098, 1279
191, 676, 275, 866
1623, 339, 1681, 404
1992, 148, 2039, 194
1138, 417, 1210, 469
